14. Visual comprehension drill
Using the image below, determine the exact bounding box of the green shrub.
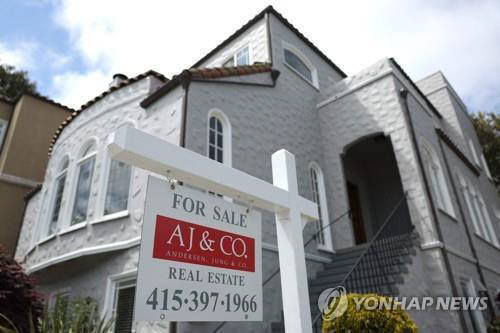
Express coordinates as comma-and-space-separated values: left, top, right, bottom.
0, 296, 112, 333
488, 317, 500, 333
322, 293, 418, 333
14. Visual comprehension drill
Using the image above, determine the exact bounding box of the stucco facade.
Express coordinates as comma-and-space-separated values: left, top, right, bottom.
15, 6, 500, 333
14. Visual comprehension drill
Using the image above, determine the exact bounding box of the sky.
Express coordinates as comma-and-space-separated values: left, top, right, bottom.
0, 0, 499, 113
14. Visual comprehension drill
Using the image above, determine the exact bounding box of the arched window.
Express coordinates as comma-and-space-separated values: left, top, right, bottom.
282, 41, 318, 88
71, 141, 97, 225
207, 110, 231, 166
103, 125, 132, 216
420, 139, 455, 217
47, 156, 69, 235
310, 162, 333, 251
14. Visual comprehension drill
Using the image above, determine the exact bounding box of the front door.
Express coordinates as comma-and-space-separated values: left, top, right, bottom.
347, 181, 367, 244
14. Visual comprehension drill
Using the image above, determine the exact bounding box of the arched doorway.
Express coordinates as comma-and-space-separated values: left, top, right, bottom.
342, 134, 411, 244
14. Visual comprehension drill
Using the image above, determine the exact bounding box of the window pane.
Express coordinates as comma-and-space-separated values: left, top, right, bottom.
310, 168, 325, 244
236, 47, 249, 66
284, 49, 312, 82
114, 285, 135, 333
71, 157, 95, 224
104, 160, 131, 215
208, 116, 224, 164
48, 174, 66, 235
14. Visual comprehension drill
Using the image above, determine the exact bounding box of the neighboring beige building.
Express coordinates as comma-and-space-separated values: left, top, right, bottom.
0, 93, 72, 255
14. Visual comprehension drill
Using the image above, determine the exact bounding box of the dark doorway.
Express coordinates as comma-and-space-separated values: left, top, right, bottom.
347, 182, 367, 244
343, 134, 410, 243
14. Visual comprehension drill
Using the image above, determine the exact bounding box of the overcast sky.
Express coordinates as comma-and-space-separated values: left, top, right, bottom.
1, 0, 499, 113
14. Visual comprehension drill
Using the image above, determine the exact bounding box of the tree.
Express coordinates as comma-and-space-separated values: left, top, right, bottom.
0, 246, 44, 332
471, 112, 500, 186
0, 63, 37, 101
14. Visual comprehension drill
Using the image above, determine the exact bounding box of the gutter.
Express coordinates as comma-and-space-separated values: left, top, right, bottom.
399, 88, 468, 331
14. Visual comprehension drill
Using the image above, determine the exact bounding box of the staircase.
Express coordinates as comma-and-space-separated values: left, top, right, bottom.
272, 195, 418, 333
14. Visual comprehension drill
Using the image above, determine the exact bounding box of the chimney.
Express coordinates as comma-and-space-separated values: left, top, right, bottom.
109, 73, 128, 88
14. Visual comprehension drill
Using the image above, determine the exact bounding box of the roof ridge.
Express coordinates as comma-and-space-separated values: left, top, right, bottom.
191, 6, 346, 78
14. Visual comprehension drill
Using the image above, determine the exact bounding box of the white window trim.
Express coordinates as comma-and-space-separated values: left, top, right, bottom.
477, 195, 500, 248
221, 45, 252, 67
282, 41, 319, 89
207, 109, 232, 167
309, 162, 334, 252
97, 152, 133, 218
103, 269, 137, 322
44, 156, 70, 238
420, 138, 456, 218
0, 118, 8, 149
469, 139, 481, 167
64, 139, 98, 230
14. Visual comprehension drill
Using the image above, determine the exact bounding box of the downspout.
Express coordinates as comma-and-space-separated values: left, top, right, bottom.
437, 138, 496, 319
179, 71, 193, 148
265, 11, 273, 65
399, 88, 468, 332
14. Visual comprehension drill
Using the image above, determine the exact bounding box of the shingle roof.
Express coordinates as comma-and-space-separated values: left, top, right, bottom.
48, 70, 168, 156
189, 63, 272, 79
141, 63, 274, 108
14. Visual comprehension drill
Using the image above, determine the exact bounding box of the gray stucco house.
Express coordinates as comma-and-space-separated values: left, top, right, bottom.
15, 6, 500, 333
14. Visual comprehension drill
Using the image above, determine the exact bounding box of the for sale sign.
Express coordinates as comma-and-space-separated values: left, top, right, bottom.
134, 176, 262, 322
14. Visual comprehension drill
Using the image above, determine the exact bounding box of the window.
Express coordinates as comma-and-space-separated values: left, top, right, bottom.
104, 160, 131, 215
282, 42, 318, 88
309, 163, 333, 251
208, 116, 223, 163
112, 278, 136, 333
460, 279, 487, 333
71, 142, 96, 225
420, 140, 455, 217
457, 172, 500, 247
0, 119, 8, 149
284, 49, 312, 82
207, 110, 231, 166
469, 140, 481, 166
47, 157, 69, 236
222, 46, 250, 67
480, 154, 492, 179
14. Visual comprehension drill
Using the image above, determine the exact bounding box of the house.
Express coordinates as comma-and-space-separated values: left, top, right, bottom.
14, 6, 500, 333
0, 93, 72, 255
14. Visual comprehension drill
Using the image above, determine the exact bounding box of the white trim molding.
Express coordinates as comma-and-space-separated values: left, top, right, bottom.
27, 237, 140, 274
0, 173, 39, 188
262, 241, 331, 263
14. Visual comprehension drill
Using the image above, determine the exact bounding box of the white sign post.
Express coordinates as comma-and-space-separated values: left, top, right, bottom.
108, 126, 318, 332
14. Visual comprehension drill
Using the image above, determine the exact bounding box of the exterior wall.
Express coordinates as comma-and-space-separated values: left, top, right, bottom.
198, 17, 270, 68
0, 95, 70, 181
15, 78, 183, 270
0, 182, 30, 253
0, 99, 12, 122
0, 95, 70, 254
317, 58, 464, 330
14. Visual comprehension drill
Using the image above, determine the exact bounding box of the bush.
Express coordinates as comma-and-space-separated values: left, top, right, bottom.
488, 317, 500, 333
0, 246, 43, 332
0, 296, 112, 333
322, 293, 418, 333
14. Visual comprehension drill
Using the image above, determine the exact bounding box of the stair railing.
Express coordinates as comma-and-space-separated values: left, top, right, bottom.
211, 209, 351, 333
312, 192, 414, 330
